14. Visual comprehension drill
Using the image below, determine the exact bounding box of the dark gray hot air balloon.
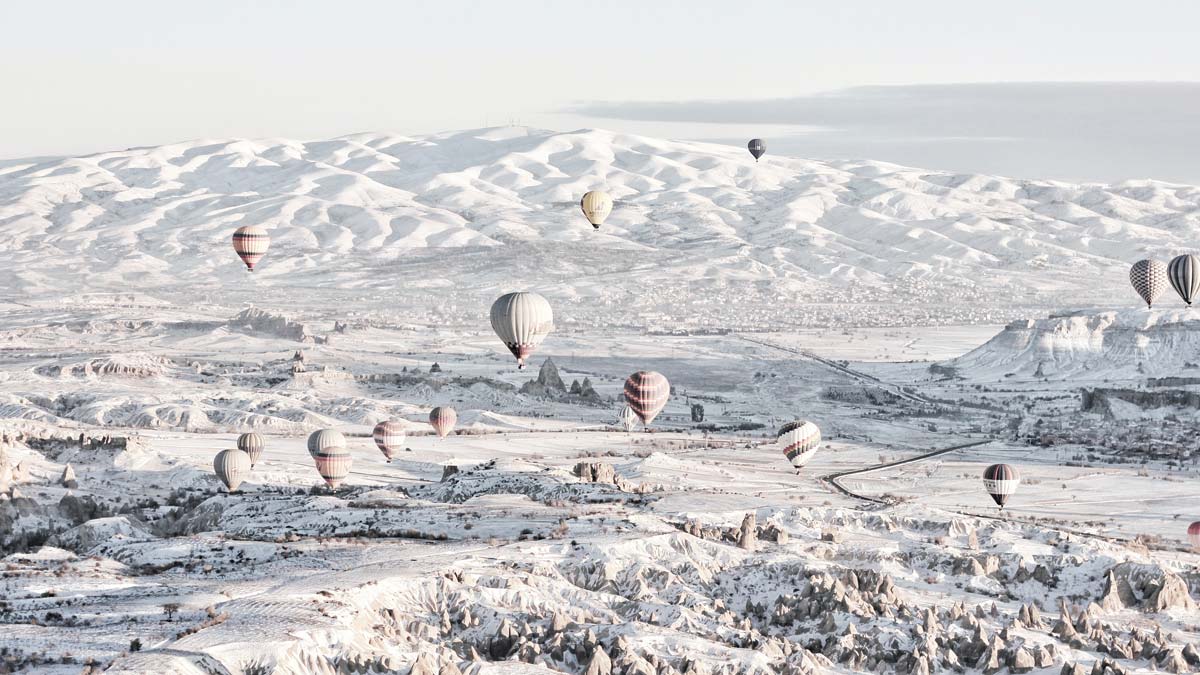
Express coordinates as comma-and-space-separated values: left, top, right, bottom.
747, 139, 766, 162
1168, 254, 1200, 306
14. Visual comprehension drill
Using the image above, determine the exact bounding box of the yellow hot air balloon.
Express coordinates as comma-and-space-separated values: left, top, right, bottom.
580, 191, 613, 231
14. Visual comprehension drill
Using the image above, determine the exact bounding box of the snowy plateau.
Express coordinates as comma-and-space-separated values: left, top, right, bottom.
1, 127, 1200, 674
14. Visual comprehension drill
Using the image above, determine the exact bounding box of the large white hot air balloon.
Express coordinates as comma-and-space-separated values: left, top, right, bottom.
232, 225, 270, 272
1130, 259, 1168, 308
214, 448, 252, 493
777, 421, 821, 472
580, 191, 613, 230
623, 371, 670, 427
490, 292, 554, 369
429, 407, 457, 439
236, 432, 265, 467
372, 420, 406, 462
314, 445, 353, 489
307, 429, 346, 459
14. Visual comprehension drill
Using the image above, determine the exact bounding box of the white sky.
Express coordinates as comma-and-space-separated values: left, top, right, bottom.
2, 1, 1200, 158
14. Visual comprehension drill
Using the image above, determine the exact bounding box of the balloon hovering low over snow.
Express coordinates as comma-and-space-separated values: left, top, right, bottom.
213, 448, 252, 493
1129, 259, 1168, 309
490, 292, 554, 369
777, 420, 821, 472
236, 432, 264, 467
314, 445, 352, 489
429, 406, 457, 438
982, 464, 1019, 508
232, 224, 270, 272
747, 139, 766, 162
623, 371, 670, 427
307, 429, 346, 458
1168, 254, 1200, 306
580, 191, 613, 230
372, 420, 406, 462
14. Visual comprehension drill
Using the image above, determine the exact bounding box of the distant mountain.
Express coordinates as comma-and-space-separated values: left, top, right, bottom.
2, 127, 1198, 326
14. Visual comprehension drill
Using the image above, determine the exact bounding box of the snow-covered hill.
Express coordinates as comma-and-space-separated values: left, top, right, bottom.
3, 127, 1199, 325
942, 309, 1200, 380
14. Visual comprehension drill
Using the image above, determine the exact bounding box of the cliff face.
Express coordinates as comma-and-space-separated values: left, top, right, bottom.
228, 308, 312, 342
1080, 387, 1200, 414
943, 309, 1200, 380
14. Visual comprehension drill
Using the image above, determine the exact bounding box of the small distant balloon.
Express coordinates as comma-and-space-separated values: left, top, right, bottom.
314, 445, 352, 489
1188, 521, 1200, 548
580, 191, 613, 230
236, 432, 265, 467
982, 463, 1020, 508
213, 449, 252, 493
623, 371, 670, 427
617, 405, 639, 432
777, 420, 821, 472
1129, 259, 1168, 309
1168, 254, 1200, 306
232, 225, 270, 272
429, 406, 457, 439
490, 292, 554, 369
307, 429, 346, 459
372, 420, 406, 462
747, 139, 766, 162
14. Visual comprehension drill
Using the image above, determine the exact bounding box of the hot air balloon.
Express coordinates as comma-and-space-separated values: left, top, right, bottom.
236, 432, 265, 467
982, 464, 1019, 508
314, 445, 353, 489
490, 292, 554, 369
307, 429, 346, 459
429, 406, 457, 439
616, 405, 639, 432
213, 448, 252, 493
1130, 259, 1168, 308
372, 420, 406, 462
232, 224, 270, 272
1188, 522, 1200, 548
1168, 254, 1200, 306
747, 139, 766, 162
580, 191, 613, 231
623, 371, 670, 427
777, 420, 821, 472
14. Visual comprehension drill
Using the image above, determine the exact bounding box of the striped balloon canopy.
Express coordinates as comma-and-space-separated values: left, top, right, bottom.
307, 429, 346, 459
372, 420, 407, 462
213, 448, 252, 493
616, 405, 639, 432
1168, 254, 1200, 306
777, 420, 821, 472
490, 292, 554, 369
982, 463, 1020, 508
1129, 259, 1168, 309
1189, 521, 1200, 549
314, 445, 352, 489
231, 224, 270, 272
236, 432, 265, 467
623, 371, 670, 427
580, 191, 613, 230
429, 406, 457, 439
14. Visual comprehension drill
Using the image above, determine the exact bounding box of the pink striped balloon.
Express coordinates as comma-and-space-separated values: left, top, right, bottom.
623, 371, 670, 427
429, 406, 457, 439
372, 420, 406, 461
314, 446, 353, 489
232, 224, 270, 272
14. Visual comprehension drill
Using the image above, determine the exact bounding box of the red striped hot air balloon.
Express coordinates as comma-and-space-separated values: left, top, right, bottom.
982, 464, 1020, 508
623, 371, 670, 428
314, 445, 352, 489
372, 420, 406, 462
429, 406, 457, 439
232, 224, 270, 272
1188, 522, 1200, 549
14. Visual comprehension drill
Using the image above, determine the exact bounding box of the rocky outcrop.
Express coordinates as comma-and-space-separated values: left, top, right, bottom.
738, 513, 756, 551
520, 358, 566, 397
228, 307, 313, 342
60, 463, 77, 489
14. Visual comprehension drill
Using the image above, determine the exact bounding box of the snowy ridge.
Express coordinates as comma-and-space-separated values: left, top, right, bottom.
2, 127, 1199, 316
